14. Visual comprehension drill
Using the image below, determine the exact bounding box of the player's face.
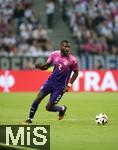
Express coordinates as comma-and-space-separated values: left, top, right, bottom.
60, 42, 71, 56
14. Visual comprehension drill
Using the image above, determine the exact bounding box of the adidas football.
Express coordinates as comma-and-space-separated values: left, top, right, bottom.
95, 113, 108, 125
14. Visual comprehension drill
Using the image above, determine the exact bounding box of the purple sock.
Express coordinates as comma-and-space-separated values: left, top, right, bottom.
49, 105, 63, 112
29, 100, 39, 119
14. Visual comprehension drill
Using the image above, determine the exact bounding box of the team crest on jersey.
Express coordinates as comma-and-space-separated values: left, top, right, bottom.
55, 58, 58, 62
64, 61, 68, 66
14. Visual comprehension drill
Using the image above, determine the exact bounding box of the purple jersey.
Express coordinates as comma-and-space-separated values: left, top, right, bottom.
47, 50, 78, 87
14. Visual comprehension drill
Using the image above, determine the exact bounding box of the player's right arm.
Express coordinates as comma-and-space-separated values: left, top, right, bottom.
35, 62, 52, 70
35, 51, 55, 70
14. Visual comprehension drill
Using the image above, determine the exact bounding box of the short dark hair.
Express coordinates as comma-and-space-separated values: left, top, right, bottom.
60, 40, 70, 45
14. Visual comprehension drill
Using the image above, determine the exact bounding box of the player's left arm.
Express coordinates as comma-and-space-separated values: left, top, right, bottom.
63, 70, 79, 93
63, 56, 79, 93
68, 70, 79, 85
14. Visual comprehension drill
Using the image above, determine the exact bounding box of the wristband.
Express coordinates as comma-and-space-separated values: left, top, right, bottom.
67, 83, 72, 88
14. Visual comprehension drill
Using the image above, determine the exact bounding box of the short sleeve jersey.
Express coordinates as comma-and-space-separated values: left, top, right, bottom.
47, 50, 78, 86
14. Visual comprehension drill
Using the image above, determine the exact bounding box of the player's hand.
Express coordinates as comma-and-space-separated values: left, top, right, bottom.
35, 64, 40, 69
25, 62, 35, 70
63, 86, 70, 93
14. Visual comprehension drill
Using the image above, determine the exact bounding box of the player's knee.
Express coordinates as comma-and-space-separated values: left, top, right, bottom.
45, 105, 51, 111
35, 96, 42, 103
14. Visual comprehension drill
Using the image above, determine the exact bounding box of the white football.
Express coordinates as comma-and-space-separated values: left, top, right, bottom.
95, 113, 108, 125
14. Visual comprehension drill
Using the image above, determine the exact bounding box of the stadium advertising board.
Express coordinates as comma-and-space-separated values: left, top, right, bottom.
0, 70, 118, 92
0, 55, 118, 69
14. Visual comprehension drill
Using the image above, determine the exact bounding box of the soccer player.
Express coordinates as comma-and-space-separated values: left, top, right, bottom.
24, 40, 79, 124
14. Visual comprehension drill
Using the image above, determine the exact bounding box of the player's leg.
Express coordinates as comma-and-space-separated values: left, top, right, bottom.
24, 91, 48, 124
24, 81, 51, 124
46, 101, 64, 112
46, 89, 67, 120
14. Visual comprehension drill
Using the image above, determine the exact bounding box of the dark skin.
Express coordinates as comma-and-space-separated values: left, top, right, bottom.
34, 42, 78, 110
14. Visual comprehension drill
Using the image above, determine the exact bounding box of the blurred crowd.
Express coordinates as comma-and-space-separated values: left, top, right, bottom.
60, 0, 118, 55
0, 0, 118, 57
0, 0, 52, 56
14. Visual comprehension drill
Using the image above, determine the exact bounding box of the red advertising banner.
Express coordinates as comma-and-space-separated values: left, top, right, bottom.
0, 70, 118, 92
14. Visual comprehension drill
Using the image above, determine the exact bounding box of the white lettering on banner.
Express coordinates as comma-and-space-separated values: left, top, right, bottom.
106, 55, 117, 69
100, 71, 118, 91
72, 71, 118, 92
85, 72, 100, 91
0, 70, 117, 92
0, 71, 15, 92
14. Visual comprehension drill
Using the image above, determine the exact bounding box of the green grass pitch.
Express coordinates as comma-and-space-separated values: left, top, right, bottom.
0, 92, 118, 150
